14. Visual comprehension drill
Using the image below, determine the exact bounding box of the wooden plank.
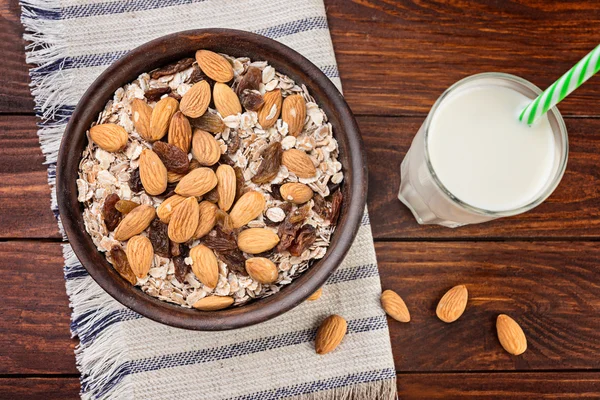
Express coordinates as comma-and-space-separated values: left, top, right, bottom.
5, 0, 600, 117
0, 242, 76, 374
1, 372, 600, 399
397, 372, 600, 399
376, 241, 600, 371
3, 241, 600, 373
363, 116, 600, 239
0, 116, 61, 238
0, 0, 35, 113
2, 115, 600, 239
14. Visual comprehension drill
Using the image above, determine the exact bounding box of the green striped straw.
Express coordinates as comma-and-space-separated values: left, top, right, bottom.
520, 43, 600, 125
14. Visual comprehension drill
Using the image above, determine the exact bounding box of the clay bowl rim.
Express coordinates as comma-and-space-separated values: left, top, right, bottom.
56, 28, 367, 331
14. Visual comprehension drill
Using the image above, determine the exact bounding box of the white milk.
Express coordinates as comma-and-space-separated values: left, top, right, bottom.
427, 85, 556, 211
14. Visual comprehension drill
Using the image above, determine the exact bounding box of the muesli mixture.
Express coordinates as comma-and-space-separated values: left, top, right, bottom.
77, 49, 344, 310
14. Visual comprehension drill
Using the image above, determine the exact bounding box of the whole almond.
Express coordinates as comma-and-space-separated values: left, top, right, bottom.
193, 295, 234, 311
168, 197, 200, 243
156, 194, 186, 223
307, 288, 323, 301
139, 149, 168, 195
315, 315, 347, 355
282, 149, 317, 178
130, 99, 153, 141
282, 94, 307, 137
125, 235, 154, 278
180, 80, 211, 118
213, 82, 242, 117
497, 314, 527, 355
168, 111, 193, 153
237, 228, 280, 254
114, 205, 156, 241
194, 201, 219, 239
229, 191, 266, 228
195, 50, 234, 83
436, 284, 468, 323
258, 89, 282, 129
216, 165, 236, 211
381, 290, 410, 323
192, 129, 221, 166
280, 183, 313, 204
175, 167, 218, 197
150, 96, 179, 141
89, 123, 128, 152
190, 244, 219, 288
245, 257, 278, 284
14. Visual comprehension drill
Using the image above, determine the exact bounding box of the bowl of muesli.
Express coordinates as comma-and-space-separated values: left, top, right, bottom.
57, 29, 366, 330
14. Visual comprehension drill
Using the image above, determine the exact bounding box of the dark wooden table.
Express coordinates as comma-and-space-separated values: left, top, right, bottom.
2, 0, 600, 398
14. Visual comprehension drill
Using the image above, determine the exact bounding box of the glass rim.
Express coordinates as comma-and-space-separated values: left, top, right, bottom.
423, 72, 569, 217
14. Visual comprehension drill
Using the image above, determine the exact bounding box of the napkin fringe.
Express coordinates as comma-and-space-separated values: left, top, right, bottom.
288, 378, 397, 400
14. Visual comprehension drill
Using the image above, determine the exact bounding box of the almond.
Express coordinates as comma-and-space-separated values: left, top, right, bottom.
114, 205, 156, 241
167, 159, 200, 183
436, 284, 468, 323
89, 123, 128, 152
245, 257, 278, 284
258, 89, 282, 129
125, 235, 154, 278
213, 82, 241, 117
175, 167, 218, 197
194, 201, 219, 239
168, 111, 193, 153
192, 129, 221, 166
282, 149, 317, 179
130, 99, 153, 141
139, 149, 168, 195
282, 94, 306, 136
156, 194, 186, 223
189, 244, 219, 288
193, 295, 234, 311
150, 96, 179, 141
237, 228, 279, 254
497, 314, 527, 355
279, 183, 313, 204
381, 290, 410, 323
195, 50, 234, 83
216, 165, 236, 211
180, 80, 211, 118
168, 197, 200, 243
229, 191, 266, 228
315, 315, 347, 355
307, 288, 323, 301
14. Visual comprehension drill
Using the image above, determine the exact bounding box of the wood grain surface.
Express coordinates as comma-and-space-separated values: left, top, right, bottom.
3, 0, 600, 397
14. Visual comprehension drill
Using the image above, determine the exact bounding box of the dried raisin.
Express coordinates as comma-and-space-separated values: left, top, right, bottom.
240, 90, 264, 112
151, 58, 195, 79
330, 189, 342, 225
144, 86, 171, 101
312, 194, 329, 220
102, 193, 122, 231
252, 142, 282, 184
129, 168, 144, 193
234, 166, 245, 201
235, 66, 262, 95
227, 134, 241, 155
173, 256, 189, 284
115, 199, 140, 214
148, 219, 170, 258
110, 246, 137, 285
289, 225, 317, 257
189, 110, 224, 133
153, 141, 189, 174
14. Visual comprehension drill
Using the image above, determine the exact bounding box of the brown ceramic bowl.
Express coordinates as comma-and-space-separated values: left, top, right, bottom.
57, 29, 367, 331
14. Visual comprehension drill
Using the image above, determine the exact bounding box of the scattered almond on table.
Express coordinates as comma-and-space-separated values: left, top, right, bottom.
315, 314, 347, 355
381, 289, 410, 323
307, 287, 323, 301
496, 314, 528, 355
436, 284, 468, 323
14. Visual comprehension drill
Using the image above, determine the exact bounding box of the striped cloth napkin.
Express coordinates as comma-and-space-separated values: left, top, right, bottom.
20, 0, 397, 398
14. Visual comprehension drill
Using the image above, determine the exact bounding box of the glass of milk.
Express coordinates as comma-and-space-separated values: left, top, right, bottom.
398, 73, 568, 227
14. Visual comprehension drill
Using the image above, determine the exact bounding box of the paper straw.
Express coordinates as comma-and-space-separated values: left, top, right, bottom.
520, 44, 600, 125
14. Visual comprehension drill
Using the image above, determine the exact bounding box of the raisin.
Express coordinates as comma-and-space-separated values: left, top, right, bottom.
202, 231, 238, 253
252, 142, 283, 184
129, 168, 144, 193
173, 256, 189, 284
102, 193, 122, 231
218, 249, 247, 276
110, 246, 137, 285
330, 189, 343, 225
148, 219, 170, 258
215, 209, 234, 235
270, 184, 283, 201
115, 199, 140, 214
327, 182, 341, 195
227, 134, 241, 155
290, 203, 311, 224
151, 58, 195, 79
234, 166, 245, 201
312, 194, 329, 220
153, 141, 189, 174
219, 153, 236, 166
277, 207, 305, 252
240, 90, 265, 112
189, 110, 225, 133
168, 92, 182, 101
235, 66, 262, 95
170, 240, 181, 257
144, 86, 171, 101
204, 186, 219, 203
289, 225, 317, 257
